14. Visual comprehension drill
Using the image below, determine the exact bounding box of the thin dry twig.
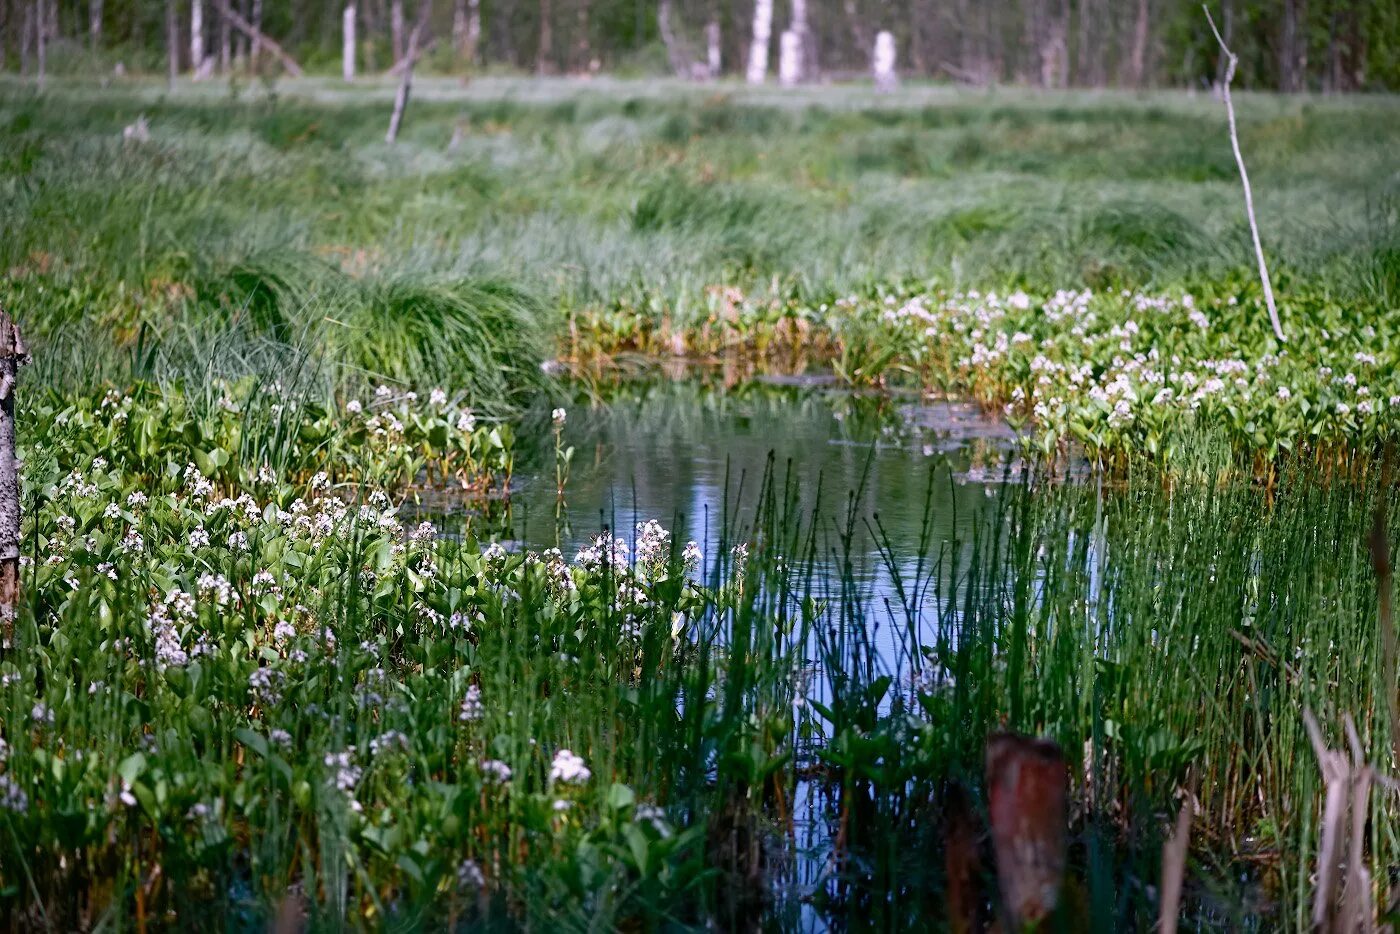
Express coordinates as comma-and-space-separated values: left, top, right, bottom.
1203, 4, 1286, 343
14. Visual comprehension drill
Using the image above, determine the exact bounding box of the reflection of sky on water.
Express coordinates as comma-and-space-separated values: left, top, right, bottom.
510, 381, 1014, 647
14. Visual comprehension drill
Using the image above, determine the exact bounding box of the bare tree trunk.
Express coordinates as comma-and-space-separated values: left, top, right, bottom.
745, 0, 771, 83
467, 0, 480, 63
386, 2, 429, 143
210, 0, 305, 76
219, 1, 231, 72
35, 0, 47, 89
167, 0, 179, 88
787, 0, 810, 82
706, 19, 721, 76
191, 0, 204, 73
390, 0, 404, 62
1128, 0, 1150, 87
343, 3, 356, 79
658, 0, 690, 77
537, 0, 552, 73
575, 0, 590, 71
1280, 0, 1308, 92
0, 310, 28, 653
1205, 8, 1287, 343
1215, 0, 1234, 88
250, 0, 262, 64
89, 0, 102, 50
778, 28, 798, 85
873, 28, 896, 91
452, 0, 466, 62
22, 0, 33, 77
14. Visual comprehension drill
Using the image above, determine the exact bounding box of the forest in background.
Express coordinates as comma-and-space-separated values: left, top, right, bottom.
2, 0, 1398, 91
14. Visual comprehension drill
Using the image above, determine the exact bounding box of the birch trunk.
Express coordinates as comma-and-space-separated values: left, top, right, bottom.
20, 3, 31, 77
250, 0, 262, 64
745, 0, 772, 84
1128, 0, 1150, 87
36, 0, 47, 89
467, 0, 480, 63
90, 0, 102, 49
657, 0, 690, 78
705, 20, 721, 77
873, 29, 896, 91
452, 0, 466, 61
391, 0, 404, 62
386, 5, 429, 143
343, 4, 356, 79
538, 0, 553, 73
778, 29, 799, 86
219, 2, 230, 72
210, 0, 305, 76
191, 0, 205, 76
789, 0, 811, 82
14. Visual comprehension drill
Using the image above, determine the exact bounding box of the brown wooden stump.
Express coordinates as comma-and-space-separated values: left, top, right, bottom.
984, 732, 1069, 929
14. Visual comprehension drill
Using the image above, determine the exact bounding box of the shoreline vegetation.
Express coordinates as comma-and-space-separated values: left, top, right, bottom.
2, 79, 1400, 927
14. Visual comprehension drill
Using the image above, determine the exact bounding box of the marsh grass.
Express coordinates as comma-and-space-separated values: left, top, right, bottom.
3, 78, 1398, 397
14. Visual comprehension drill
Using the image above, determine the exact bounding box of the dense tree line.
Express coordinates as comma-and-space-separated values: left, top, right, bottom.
1, 0, 1396, 90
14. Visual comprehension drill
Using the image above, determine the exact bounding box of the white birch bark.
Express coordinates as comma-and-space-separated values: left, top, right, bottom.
706, 20, 721, 77
191, 0, 205, 76
36, 0, 47, 89
343, 4, 356, 80
778, 29, 800, 86
468, 0, 480, 61
873, 30, 896, 91
789, 0, 810, 81
90, 0, 102, 49
391, 0, 405, 63
746, 0, 772, 84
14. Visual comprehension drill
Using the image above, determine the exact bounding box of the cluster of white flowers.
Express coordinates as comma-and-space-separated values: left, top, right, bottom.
0, 774, 28, 813
549, 749, 591, 785
323, 749, 363, 811
634, 520, 670, 575
459, 684, 484, 723
575, 533, 629, 571
479, 759, 512, 783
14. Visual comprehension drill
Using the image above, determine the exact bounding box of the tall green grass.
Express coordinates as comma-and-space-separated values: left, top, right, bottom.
3, 78, 1397, 389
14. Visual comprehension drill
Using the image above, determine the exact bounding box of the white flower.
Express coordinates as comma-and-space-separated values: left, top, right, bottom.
480, 759, 512, 783
346, 399, 363, 414
457, 859, 485, 890
429, 388, 448, 406
456, 410, 477, 433
682, 541, 703, 574
0, 775, 25, 813
549, 749, 591, 785
552, 407, 567, 427
459, 684, 484, 722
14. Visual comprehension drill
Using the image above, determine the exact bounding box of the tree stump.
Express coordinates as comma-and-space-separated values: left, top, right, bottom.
0, 309, 28, 650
